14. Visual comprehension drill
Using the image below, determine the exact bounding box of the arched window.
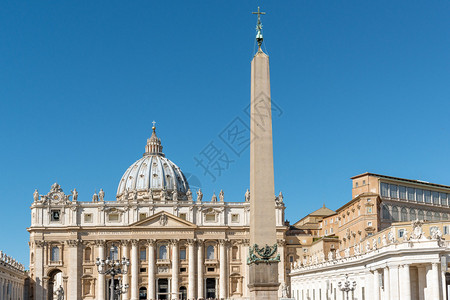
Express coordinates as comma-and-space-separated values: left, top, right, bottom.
382, 205, 390, 220
51, 246, 60, 262
31, 252, 34, 263
159, 245, 168, 260
426, 211, 432, 221
391, 206, 399, 221
109, 245, 119, 260
434, 212, 441, 221
84, 247, 92, 262
401, 208, 408, 222
232, 246, 239, 260
206, 245, 215, 260
410, 209, 416, 221
418, 210, 425, 220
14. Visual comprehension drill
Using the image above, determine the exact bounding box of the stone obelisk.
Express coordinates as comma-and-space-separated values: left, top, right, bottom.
248, 7, 280, 300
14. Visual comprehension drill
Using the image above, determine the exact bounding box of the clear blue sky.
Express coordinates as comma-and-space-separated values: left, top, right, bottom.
1, 1, 450, 266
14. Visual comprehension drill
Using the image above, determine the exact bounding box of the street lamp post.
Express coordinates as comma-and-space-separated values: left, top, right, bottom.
96, 244, 130, 300
338, 274, 357, 300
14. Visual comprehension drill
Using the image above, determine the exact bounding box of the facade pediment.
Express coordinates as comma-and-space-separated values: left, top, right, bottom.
130, 211, 197, 229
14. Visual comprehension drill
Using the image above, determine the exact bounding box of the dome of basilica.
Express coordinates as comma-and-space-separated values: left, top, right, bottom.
116, 126, 190, 201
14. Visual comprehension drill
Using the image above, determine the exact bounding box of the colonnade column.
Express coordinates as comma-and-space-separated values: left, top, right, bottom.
147, 239, 156, 300
373, 269, 380, 300
197, 240, 204, 300
219, 239, 227, 300
383, 267, 390, 299
431, 263, 440, 300
187, 239, 196, 300
67, 239, 80, 299
400, 264, 411, 300
171, 239, 179, 300
121, 240, 130, 300
418, 266, 426, 300
130, 239, 139, 300
389, 264, 399, 300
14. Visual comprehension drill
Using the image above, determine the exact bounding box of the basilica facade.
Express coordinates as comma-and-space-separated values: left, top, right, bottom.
28, 127, 287, 300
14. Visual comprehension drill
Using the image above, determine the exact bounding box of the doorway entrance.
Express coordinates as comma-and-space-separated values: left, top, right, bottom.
206, 278, 216, 299
139, 287, 147, 299
107, 279, 120, 300
157, 278, 169, 300
47, 269, 62, 300
179, 286, 187, 300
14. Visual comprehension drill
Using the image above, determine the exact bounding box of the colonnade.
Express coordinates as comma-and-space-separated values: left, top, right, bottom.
371, 263, 441, 300
0, 277, 25, 300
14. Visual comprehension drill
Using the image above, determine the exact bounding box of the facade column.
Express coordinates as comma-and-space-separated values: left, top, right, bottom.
197, 240, 204, 300
373, 269, 380, 300
383, 267, 390, 299
418, 265, 426, 300
400, 264, 411, 300
66, 239, 80, 300
219, 240, 227, 300
34, 241, 45, 300
171, 239, 179, 300
130, 239, 139, 300
147, 239, 156, 300
430, 263, 440, 300
96, 241, 106, 300
121, 240, 130, 300
277, 239, 286, 298
242, 240, 249, 298
187, 240, 196, 300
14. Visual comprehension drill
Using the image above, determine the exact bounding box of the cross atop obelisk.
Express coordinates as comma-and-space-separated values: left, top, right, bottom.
252, 6, 266, 48
248, 6, 280, 300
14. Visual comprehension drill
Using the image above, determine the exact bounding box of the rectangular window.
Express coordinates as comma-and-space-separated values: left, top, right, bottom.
355, 182, 359, 188
440, 193, 448, 206
140, 267, 147, 273
207, 267, 215, 272
330, 228, 333, 234
180, 267, 187, 273
179, 213, 187, 220
389, 184, 398, 198
407, 187, 415, 201
139, 213, 147, 221
84, 213, 92, 223
108, 214, 119, 222
51, 210, 61, 221
205, 214, 216, 222
416, 189, 424, 202
432, 191, 440, 204
231, 214, 239, 223
398, 229, 405, 238
444, 226, 448, 235
399, 186, 407, 199
180, 249, 186, 260
367, 221, 372, 227
367, 207, 372, 214
425, 190, 432, 203
363, 180, 366, 185
325, 230, 328, 235
140, 248, 146, 261
381, 183, 389, 197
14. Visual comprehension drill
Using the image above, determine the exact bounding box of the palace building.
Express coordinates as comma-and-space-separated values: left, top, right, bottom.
287, 173, 450, 300
28, 126, 288, 300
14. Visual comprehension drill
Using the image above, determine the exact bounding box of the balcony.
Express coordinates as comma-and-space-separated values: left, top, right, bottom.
49, 260, 62, 266
156, 259, 171, 265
